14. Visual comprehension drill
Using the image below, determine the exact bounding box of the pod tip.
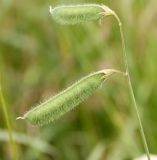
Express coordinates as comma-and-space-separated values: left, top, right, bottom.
49, 6, 53, 14
16, 117, 25, 120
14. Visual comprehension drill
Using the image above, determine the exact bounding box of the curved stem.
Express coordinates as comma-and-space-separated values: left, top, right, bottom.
104, 8, 150, 160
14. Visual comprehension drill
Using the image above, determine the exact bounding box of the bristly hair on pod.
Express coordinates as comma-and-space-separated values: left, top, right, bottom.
17, 69, 123, 126
49, 4, 115, 25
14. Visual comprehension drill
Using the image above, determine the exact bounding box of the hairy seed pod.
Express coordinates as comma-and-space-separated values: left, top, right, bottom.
17, 69, 120, 126
49, 4, 114, 25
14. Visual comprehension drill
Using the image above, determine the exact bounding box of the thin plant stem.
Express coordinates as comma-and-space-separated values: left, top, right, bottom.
111, 12, 150, 160
0, 73, 18, 160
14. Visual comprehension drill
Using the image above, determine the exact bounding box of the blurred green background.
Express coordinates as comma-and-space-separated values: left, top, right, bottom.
0, 0, 157, 159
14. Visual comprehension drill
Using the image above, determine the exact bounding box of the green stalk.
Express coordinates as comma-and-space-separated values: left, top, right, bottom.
0, 73, 17, 160
110, 11, 150, 160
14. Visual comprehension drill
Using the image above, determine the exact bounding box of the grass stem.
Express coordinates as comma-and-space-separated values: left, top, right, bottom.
0, 74, 18, 160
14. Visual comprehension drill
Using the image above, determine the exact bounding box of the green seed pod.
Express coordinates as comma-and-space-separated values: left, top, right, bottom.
17, 69, 120, 126
49, 4, 114, 25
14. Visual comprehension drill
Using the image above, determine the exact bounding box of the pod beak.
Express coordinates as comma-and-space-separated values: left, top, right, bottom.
49, 6, 53, 14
